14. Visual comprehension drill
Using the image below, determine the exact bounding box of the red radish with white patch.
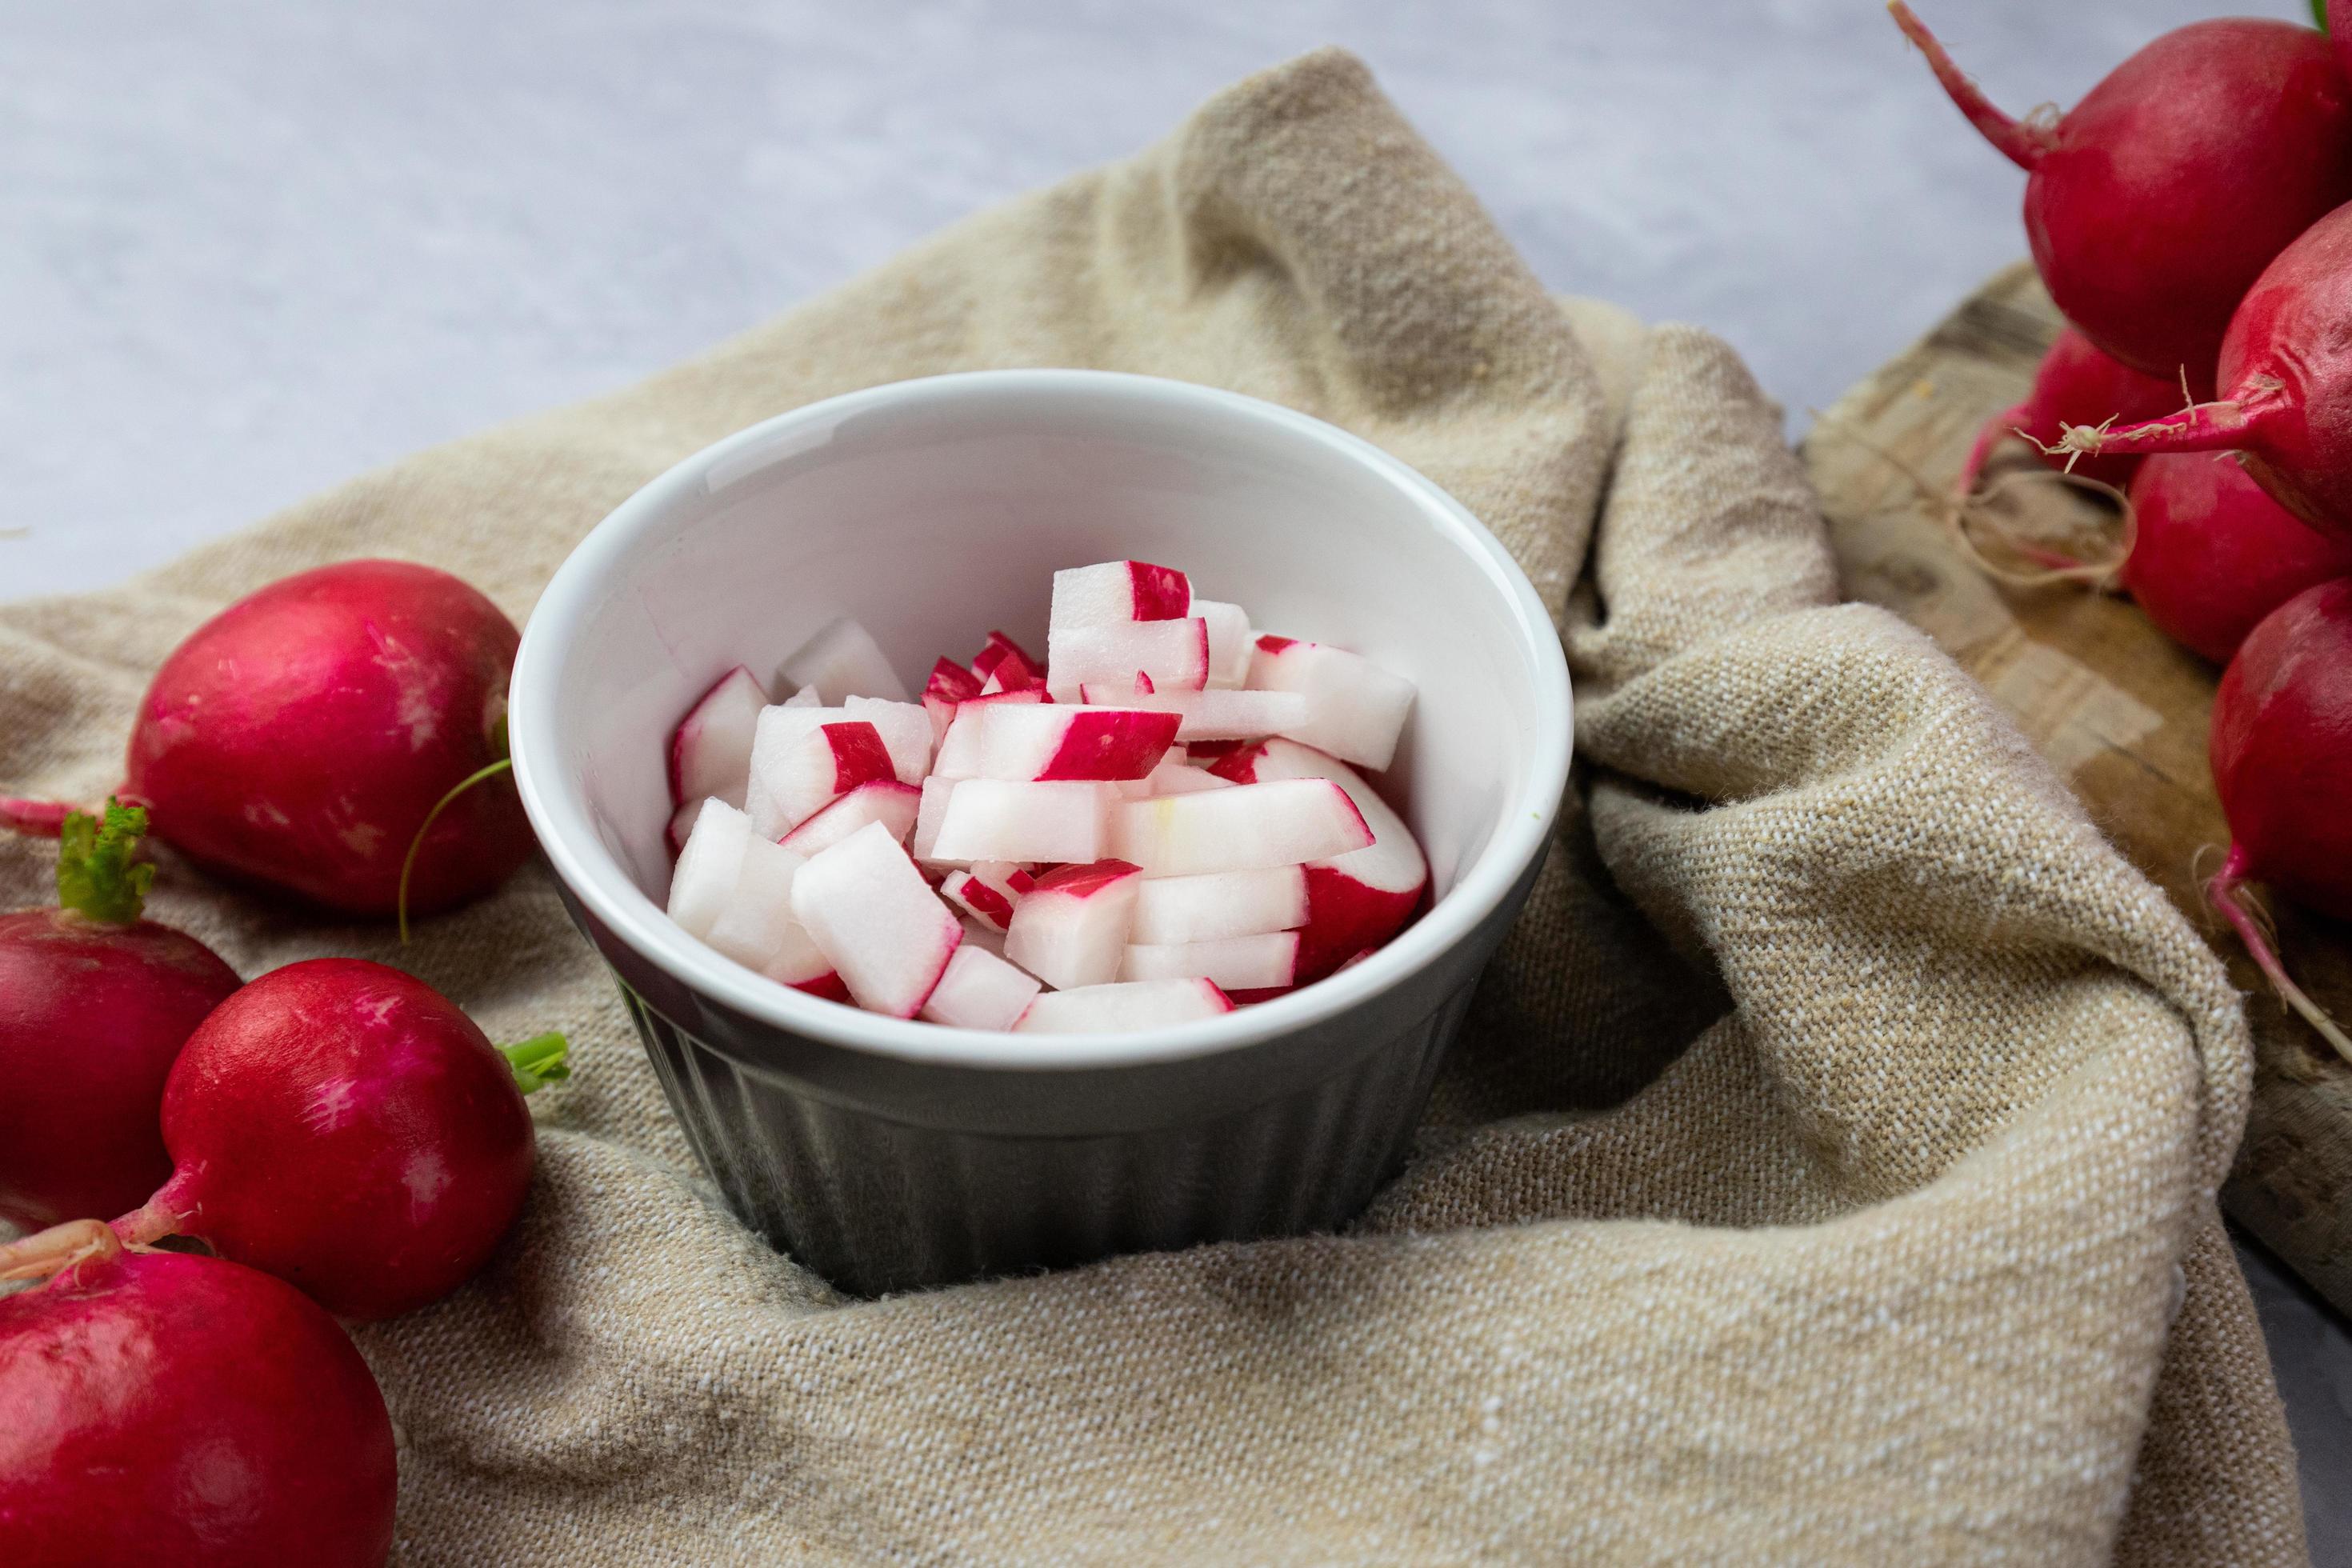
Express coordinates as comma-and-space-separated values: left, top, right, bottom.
843, 696, 934, 782
932, 779, 1118, 864
1247, 635, 1414, 770
1124, 931, 1301, 990
788, 821, 962, 1018
1051, 560, 1192, 626
745, 712, 901, 836
2122, 454, 2352, 664
1210, 738, 1429, 981
778, 779, 923, 857
780, 616, 908, 703
1004, 859, 1143, 990
1015, 978, 1233, 1034
1192, 599, 1253, 688
108, 958, 554, 1320
1132, 865, 1308, 945
919, 945, 1043, 1031
669, 666, 768, 814
941, 861, 1034, 930
971, 630, 1046, 694
0, 802, 242, 1234
1046, 620, 1210, 701
1109, 778, 1371, 878
946, 702, 1182, 781
1078, 684, 1310, 742
1956, 327, 2182, 495
0, 1230, 398, 1567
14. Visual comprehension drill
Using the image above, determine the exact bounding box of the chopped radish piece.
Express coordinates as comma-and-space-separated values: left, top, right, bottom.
931, 779, 1118, 864
705, 838, 831, 985
744, 714, 899, 837
1015, 979, 1233, 1034
923, 658, 982, 742
778, 779, 922, 857
781, 686, 822, 710
666, 796, 705, 856
669, 666, 767, 810
787, 822, 962, 1017
957, 914, 1009, 959
779, 617, 908, 704
1191, 600, 1252, 689
1131, 866, 1308, 944
794, 971, 853, 1004
946, 703, 1182, 781
1210, 738, 1429, 981
919, 945, 1043, 1031
1141, 754, 1235, 796
842, 696, 934, 782
1123, 931, 1301, 990
1246, 636, 1415, 770
1003, 860, 1142, 990
1108, 778, 1371, 877
912, 777, 961, 866
931, 692, 1054, 779
1046, 620, 1210, 702
940, 861, 1034, 930
1050, 561, 1193, 628
1075, 686, 1309, 742
970, 631, 1045, 693
666, 798, 754, 938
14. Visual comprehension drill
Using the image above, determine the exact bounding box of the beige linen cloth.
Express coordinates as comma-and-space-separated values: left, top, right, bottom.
0, 49, 2309, 1566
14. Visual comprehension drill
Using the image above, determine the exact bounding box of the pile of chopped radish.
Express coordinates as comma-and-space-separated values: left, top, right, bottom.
662, 560, 1428, 1033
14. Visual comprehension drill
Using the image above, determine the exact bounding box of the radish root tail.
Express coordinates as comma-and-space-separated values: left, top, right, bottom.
396, 757, 514, 945
0, 1218, 122, 1285
0, 797, 78, 838
2207, 848, 2352, 1066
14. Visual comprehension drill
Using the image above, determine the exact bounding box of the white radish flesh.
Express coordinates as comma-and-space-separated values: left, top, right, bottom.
940, 862, 1034, 930
1130, 866, 1308, 944
666, 798, 754, 939
1108, 778, 1371, 877
1075, 686, 1309, 742
1140, 754, 1234, 797
919, 944, 1043, 1031
779, 617, 909, 704
931, 779, 1117, 864
1247, 635, 1415, 771
705, 837, 830, 985
1191, 599, 1253, 689
670, 666, 767, 810
666, 796, 705, 857
1003, 859, 1143, 990
777, 780, 922, 857
842, 696, 934, 782
787, 822, 962, 1018
744, 714, 900, 837
1050, 561, 1192, 628
949, 703, 1181, 781
912, 777, 961, 867
1122, 931, 1301, 990
1046, 620, 1210, 702
1014, 979, 1233, 1034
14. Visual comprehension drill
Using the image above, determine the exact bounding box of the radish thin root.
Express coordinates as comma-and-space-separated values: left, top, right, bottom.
2207, 847, 2352, 1065
0, 1217, 122, 1284
396, 756, 514, 945
0, 796, 78, 838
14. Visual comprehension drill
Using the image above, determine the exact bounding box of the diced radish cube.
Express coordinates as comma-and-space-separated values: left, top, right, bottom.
932, 691, 1054, 779
1107, 778, 1371, 877
1246, 636, 1415, 771
781, 686, 822, 710
1002, 860, 1143, 990
949, 703, 1181, 782
1190, 600, 1253, 689
919, 945, 1043, 1031
957, 915, 1009, 960
779, 617, 909, 704
1046, 620, 1209, 702
970, 630, 1045, 693
1050, 561, 1193, 628
923, 658, 982, 743
1142, 755, 1234, 796
1208, 738, 1429, 982
931, 779, 1118, 864
939, 861, 1034, 930
669, 666, 768, 810
1131, 866, 1308, 943
706, 837, 831, 986
666, 798, 754, 939
843, 696, 933, 782
793, 971, 854, 1004
777, 779, 922, 857
1074, 686, 1309, 742
912, 777, 961, 867
744, 711, 899, 836
787, 822, 962, 1018
666, 796, 706, 857
1014, 979, 1234, 1034
1123, 931, 1301, 990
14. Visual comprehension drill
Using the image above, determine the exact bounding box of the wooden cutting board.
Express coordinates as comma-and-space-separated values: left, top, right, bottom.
1803, 262, 2352, 1316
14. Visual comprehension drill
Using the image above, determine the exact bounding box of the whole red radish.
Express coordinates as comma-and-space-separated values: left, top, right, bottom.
1890, 3, 2352, 392
78, 559, 526, 918
114, 957, 566, 1319
0, 1222, 396, 1568
2122, 454, 2352, 664
2206, 578, 2352, 1062
1958, 328, 2182, 496
2062, 202, 2352, 545
0, 801, 240, 1231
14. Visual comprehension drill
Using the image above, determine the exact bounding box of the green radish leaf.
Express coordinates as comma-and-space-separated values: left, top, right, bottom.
500, 1032, 571, 1095
55, 798, 154, 925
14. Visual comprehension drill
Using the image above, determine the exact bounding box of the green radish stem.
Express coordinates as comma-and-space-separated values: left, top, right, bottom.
395, 758, 513, 944
2207, 846, 2352, 1066
55, 799, 155, 926
500, 1032, 570, 1095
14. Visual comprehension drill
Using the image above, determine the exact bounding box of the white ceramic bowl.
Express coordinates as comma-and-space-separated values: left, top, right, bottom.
510, 370, 1572, 1294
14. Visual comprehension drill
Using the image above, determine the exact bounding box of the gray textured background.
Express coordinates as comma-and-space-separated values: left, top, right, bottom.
3, 0, 2344, 1550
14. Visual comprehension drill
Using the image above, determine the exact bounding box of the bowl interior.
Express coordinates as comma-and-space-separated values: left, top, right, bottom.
516, 371, 1570, 1061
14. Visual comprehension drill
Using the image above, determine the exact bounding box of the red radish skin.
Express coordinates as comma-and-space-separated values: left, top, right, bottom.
2206, 579, 2352, 1061
78, 559, 532, 917
2062, 202, 2352, 545
1890, 4, 2352, 392
0, 804, 241, 1231
972, 631, 1046, 693
115, 958, 540, 1319
2122, 455, 2352, 664
1957, 327, 2182, 495
0, 1226, 397, 1568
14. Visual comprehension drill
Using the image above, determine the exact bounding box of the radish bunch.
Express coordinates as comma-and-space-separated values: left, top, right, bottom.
664, 560, 1429, 1033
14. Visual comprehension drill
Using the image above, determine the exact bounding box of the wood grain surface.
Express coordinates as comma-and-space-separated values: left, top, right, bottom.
1803, 262, 2352, 1315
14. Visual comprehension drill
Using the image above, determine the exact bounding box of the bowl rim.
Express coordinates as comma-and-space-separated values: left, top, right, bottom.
510, 368, 1573, 1070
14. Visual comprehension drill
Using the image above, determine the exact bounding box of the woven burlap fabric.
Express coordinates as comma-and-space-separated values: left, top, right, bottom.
0, 48, 2309, 1566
